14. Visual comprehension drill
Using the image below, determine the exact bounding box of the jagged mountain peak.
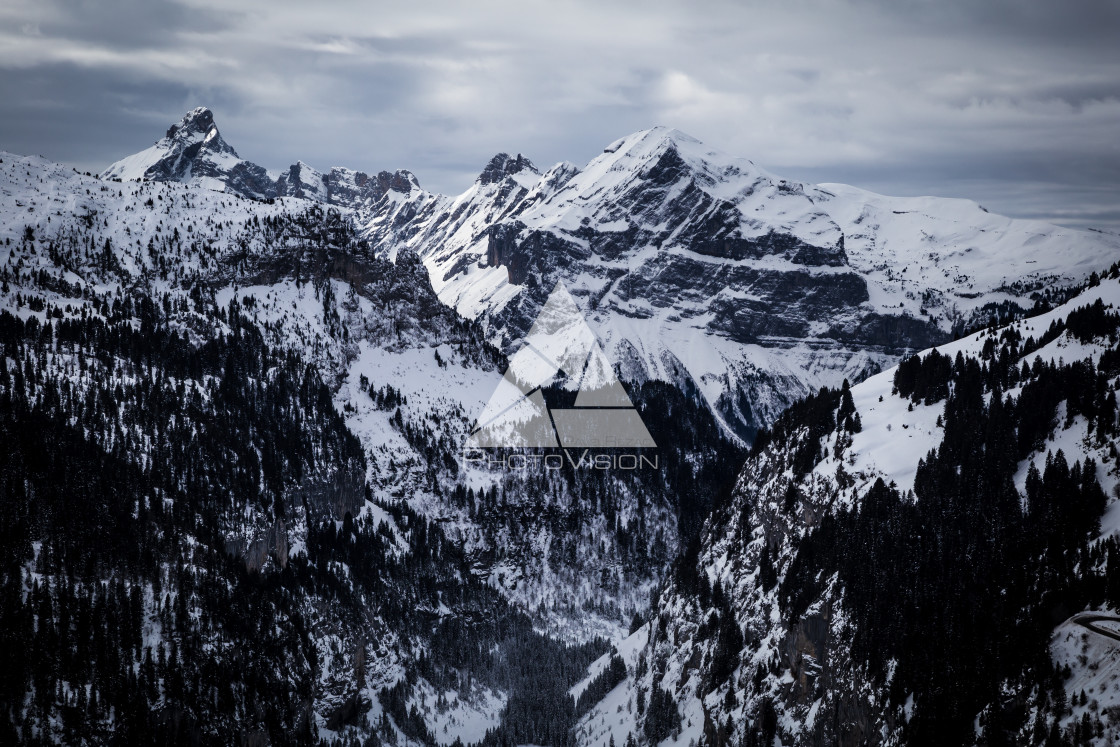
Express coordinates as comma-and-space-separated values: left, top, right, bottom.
377, 168, 421, 193
132, 105, 239, 166
102, 106, 275, 199
165, 106, 220, 141
477, 152, 539, 185
514, 125, 837, 254
275, 160, 327, 201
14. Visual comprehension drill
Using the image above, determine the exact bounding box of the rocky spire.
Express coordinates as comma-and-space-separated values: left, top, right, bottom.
477, 153, 539, 185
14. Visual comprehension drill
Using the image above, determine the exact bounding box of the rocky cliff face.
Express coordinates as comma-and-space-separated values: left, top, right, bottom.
276, 160, 419, 209
360, 126, 1120, 440
477, 152, 538, 186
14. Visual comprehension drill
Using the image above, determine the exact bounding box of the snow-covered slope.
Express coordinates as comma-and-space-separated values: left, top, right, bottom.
2, 147, 631, 743
362, 126, 1120, 440
1, 148, 740, 747
830, 276, 1120, 500
815, 183, 1113, 322
577, 270, 1120, 746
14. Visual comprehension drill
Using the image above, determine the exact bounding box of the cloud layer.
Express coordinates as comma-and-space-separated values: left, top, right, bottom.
1, 0, 1118, 228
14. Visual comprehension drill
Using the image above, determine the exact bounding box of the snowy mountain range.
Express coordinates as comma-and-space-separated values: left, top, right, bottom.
107, 108, 1120, 440
2, 107, 1119, 746
360, 125, 1120, 440
0, 144, 740, 742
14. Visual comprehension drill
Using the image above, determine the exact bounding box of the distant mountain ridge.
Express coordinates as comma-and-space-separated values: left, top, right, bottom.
358, 125, 1120, 439
102, 107, 418, 210
103, 109, 1120, 441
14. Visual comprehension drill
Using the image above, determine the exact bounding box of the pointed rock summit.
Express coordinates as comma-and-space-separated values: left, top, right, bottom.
103, 107, 275, 199
477, 153, 539, 186
164, 106, 220, 143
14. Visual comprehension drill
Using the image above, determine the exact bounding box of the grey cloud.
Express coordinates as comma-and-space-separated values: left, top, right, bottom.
0, 0, 1117, 230
0, 62, 200, 168
873, 0, 1120, 48
31, 0, 236, 50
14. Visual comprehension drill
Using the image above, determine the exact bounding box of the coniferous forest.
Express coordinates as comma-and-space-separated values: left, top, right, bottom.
0, 189, 748, 745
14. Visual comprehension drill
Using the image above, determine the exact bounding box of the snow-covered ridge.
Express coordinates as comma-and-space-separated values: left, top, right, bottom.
836, 273, 1120, 500
100, 109, 1120, 444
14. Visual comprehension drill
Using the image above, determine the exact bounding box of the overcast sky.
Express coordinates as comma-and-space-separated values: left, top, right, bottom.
1, 0, 1118, 229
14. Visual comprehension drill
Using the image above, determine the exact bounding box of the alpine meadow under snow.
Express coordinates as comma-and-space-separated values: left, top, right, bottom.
0, 106, 1117, 747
